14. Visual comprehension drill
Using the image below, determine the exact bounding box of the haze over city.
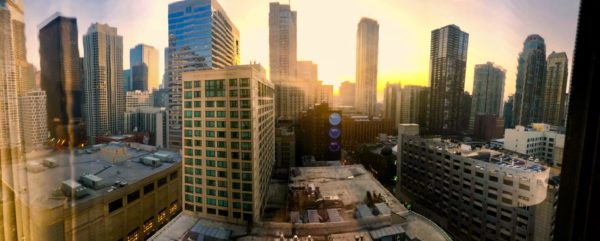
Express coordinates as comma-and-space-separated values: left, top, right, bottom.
23, 0, 578, 100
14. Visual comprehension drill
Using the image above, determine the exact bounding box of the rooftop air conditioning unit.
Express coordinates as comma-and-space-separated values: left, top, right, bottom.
79, 174, 104, 190
142, 156, 161, 167
61, 180, 89, 200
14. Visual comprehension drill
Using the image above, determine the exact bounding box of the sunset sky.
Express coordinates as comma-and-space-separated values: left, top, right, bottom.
23, 0, 579, 101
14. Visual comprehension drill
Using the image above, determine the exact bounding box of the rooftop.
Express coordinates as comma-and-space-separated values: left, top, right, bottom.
4, 142, 181, 209
150, 164, 451, 241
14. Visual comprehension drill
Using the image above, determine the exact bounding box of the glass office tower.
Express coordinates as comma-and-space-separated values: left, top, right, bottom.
166, 0, 240, 149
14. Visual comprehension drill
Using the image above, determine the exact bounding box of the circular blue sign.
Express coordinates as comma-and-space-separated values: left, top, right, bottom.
328, 127, 341, 139
328, 140, 341, 152
329, 113, 341, 126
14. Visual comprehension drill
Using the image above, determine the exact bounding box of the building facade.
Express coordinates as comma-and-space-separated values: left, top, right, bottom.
428, 24, 469, 134
39, 14, 82, 134
542, 52, 568, 127
126, 90, 153, 112
383, 82, 401, 124
338, 81, 355, 107
513, 35, 547, 127
503, 124, 565, 167
181, 64, 275, 223
504, 95, 515, 128
124, 106, 167, 148
166, 0, 240, 149
355, 18, 379, 116
19, 89, 47, 152
341, 115, 395, 151
130, 43, 159, 91
470, 62, 506, 130
397, 132, 551, 241
82, 23, 125, 143
400, 85, 428, 125
8, 143, 181, 241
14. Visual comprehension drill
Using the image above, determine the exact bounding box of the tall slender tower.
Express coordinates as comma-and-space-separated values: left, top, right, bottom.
130, 43, 159, 91
166, 0, 240, 149
269, 2, 300, 120
355, 17, 379, 116
470, 62, 506, 129
543, 52, 568, 126
513, 34, 546, 126
181, 64, 275, 224
383, 82, 401, 124
428, 24, 469, 134
39, 14, 82, 135
82, 23, 125, 143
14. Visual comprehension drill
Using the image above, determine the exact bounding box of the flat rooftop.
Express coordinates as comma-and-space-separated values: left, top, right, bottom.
4, 142, 181, 209
150, 164, 450, 241
409, 137, 547, 173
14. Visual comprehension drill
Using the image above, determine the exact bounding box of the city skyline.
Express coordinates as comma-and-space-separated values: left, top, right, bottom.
22, 0, 578, 101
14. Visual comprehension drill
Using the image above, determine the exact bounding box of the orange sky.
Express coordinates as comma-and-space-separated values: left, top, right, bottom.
24, 0, 579, 101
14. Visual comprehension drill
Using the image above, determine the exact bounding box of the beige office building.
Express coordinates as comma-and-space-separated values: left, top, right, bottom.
181, 64, 275, 224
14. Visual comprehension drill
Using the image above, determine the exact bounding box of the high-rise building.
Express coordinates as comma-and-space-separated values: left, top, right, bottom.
124, 106, 167, 148
123, 68, 132, 91
39, 14, 83, 135
298, 103, 343, 161
269, 2, 297, 84
504, 94, 515, 128
397, 128, 552, 241
153, 87, 169, 108
125, 90, 153, 112
318, 83, 334, 105
470, 62, 506, 130
166, 0, 240, 149
270, 2, 303, 120
542, 52, 569, 126
355, 17, 379, 116
82, 23, 125, 143
459, 91, 472, 132
339, 81, 355, 107
504, 124, 565, 167
513, 35, 547, 126
400, 85, 428, 125
130, 43, 159, 91
383, 82, 401, 124
18, 89, 47, 152
428, 24, 469, 134
181, 64, 275, 224
341, 115, 395, 151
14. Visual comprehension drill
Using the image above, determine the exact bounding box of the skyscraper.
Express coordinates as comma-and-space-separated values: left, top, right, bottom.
470, 62, 506, 129
130, 43, 159, 91
166, 0, 240, 149
400, 85, 428, 124
82, 23, 125, 143
339, 81, 356, 107
428, 24, 469, 134
18, 89, 47, 152
383, 82, 401, 124
504, 94, 515, 128
1, 1, 25, 240
355, 17, 379, 116
296, 60, 319, 109
513, 34, 546, 126
39, 14, 82, 135
269, 2, 300, 119
181, 64, 275, 224
543, 52, 569, 126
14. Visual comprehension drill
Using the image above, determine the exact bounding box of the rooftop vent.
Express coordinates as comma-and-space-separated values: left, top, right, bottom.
61, 180, 89, 200
141, 156, 161, 167
79, 174, 104, 190
42, 158, 58, 168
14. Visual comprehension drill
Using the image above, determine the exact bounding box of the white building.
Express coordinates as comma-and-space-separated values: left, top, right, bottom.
125, 90, 153, 112
19, 90, 48, 152
503, 124, 565, 166
124, 106, 167, 148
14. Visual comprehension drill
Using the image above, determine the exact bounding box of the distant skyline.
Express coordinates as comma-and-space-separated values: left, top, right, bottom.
23, 0, 579, 101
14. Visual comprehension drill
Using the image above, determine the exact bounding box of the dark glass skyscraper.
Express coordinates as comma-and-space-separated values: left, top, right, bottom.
166, 0, 240, 149
39, 14, 82, 134
428, 24, 469, 134
130, 43, 159, 91
470, 62, 506, 129
513, 34, 546, 126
